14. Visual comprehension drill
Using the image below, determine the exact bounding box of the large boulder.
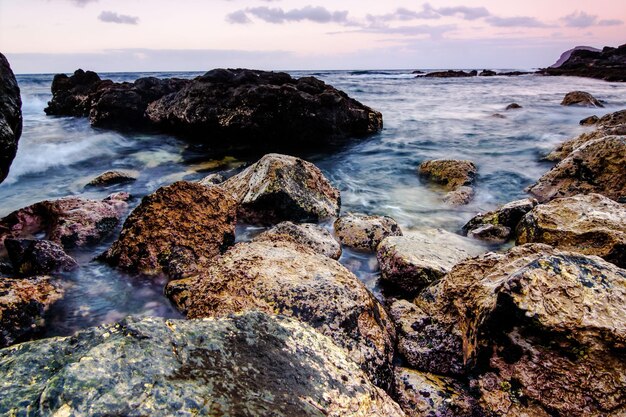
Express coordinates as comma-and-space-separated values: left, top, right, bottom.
560, 91, 603, 107
0, 313, 406, 416
0, 53, 22, 184
0, 275, 64, 348
5, 239, 78, 276
219, 153, 340, 225
390, 243, 626, 416
44, 69, 104, 116
528, 136, 626, 202
252, 221, 341, 259
102, 181, 237, 276
0, 192, 129, 254
333, 212, 402, 252
168, 239, 396, 389
516, 193, 626, 267
462, 198, 538, 243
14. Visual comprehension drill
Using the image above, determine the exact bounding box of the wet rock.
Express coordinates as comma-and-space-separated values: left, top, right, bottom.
422, 70, 476, 78
102, 181, 237, 276
479, 70, 496, 76
391, 243, 626, 416
333, 213, 402, 252
516, 193, 626, 267
597, 108, 626, 127
418, 159, 477, 191
5, 239, 78, 276
377, 228, 485, 297
253, 221, 341, 259
0, 312, 405, 416
560, 91, 603, 107
528, 135, 626, 202
462, 198, 538, 243
505, 103, 522, 110
541, 44, 626, 82
491, 113, 506, 119
443, 185, 475, 206
0, 192, 129, 253
44, 69, 104, 116
86, 169, 138, 187
579, 115, 599, 125
170, 239, 396, 389
219, 153, 340, 225
0, 53, 22, 185
0, 275, 64, 348
544, 124, 626, 161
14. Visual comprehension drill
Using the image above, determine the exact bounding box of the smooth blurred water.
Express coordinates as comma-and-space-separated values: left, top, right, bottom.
2, 70, 624, 336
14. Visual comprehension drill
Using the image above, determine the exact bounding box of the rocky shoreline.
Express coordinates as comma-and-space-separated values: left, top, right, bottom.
1, 55, 625, 416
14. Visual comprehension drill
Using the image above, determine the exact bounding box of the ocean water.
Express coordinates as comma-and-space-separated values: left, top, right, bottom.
2, 70, 625, 336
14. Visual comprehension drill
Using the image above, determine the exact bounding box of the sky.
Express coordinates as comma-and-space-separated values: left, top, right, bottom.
0, 0, 624, 73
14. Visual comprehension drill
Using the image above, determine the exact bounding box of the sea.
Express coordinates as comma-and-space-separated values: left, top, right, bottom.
2, 69, 625, 336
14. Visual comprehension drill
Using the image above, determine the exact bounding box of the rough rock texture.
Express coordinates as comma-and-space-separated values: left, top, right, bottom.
421, 70, 476, 78
442, 185, 475, 206
220, 153, 340, 225
542, 44, 626, 82
333, 213, 402, 252
0, 192, 129, 254
5, 239, 78, 276
44, 69, 103, 116
253, 221, 341, 259
528, 136, 626, 202
0, 313, 406, 417
561, 91, 604, 107
418, 159, 477, 191
377, 229, 486, 296
0, 276, 64, 348
516, 193, 626, 267
198, 172, 225, 186
580, 115, 599, 125
86, 169, 138, 187
170, 239, 396, 390
462, 198, 538, 243
0, 53, 22, 184
391, 243, 626, 416
102, 181, 237, 276
505, 103, 522, 110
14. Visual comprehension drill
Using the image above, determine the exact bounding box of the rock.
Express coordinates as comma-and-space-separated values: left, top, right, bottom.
0, 313, 406, 416
44, 69, 104, 116
86, 169, 138, 187
505, 103, 522, 110
253, 221, 341, 259
499, 71, 531, 76
579, 115, 599, 125
333, 213, 402, 252
418, 159, 477, 191
516, 193, 626, 267
422, 70, 476, 78
102, 181, 237, 276
491, 113, 506, 119
170, 239, 396, 389
219, 153, 340, 225
544, 125, 626, 161
0, 53, 22, 184
4, 239, 78, 276
377, 228, 486, 296
462, 198, 538, 243
597, 108, 626, 127
479, 70, 496, 76
541, 43, 626, 82
560, 91, 604, 107
0, 192, 129, 253
391, 243, 626, 416
198, 172, 225, 186
0, 275, 64, 348
549, 46, 601, 68
442, 185, 475, 206
528, 136, 626, 202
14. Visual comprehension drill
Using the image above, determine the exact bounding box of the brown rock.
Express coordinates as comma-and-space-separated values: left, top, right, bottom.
579, 115, 599, 125
86, 169, 138, 187
333, 213, 402, 252
443, 185, 475, 206
462, 198, 538, 243
5, 239, 78, 276
418, 159, 477, 191
102, 181, 237, 276
253, 221, 341, 259
560, 91, 603, 107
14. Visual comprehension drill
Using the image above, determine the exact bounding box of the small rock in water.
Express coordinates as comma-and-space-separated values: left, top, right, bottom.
479, 69, 496, 76
560, 90, 604, 107
4, 238, 78, 276
505, 102, 522, 110
333, 212, 402, 252
86, 169, 138, 187
418, 159, 477, 191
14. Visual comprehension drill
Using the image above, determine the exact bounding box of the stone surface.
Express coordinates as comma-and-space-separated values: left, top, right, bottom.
4, 239, 78, 276
253, 221, 341, 259
102, 181, 237, 276
0, 192, 129, 254
169, 239, 396, 389
560, 91, 604, 107
516, 193, 626, 267
462, 198, 538, 243
377, 228, 486, 296
418, 159, 477, 191
86, 169, 138, 187
0, 53, 22, 184
505, 103, 522, 110
541, 43, 626, 82
0, 275, 64, 348
0, 312, 406, 417
44, 69, 104, 116
528, 136, 626, 202
579, 115, 599, 125
220, 153, 340, 225
442, 185, 475, 206
421, 70, 476, 78
333, 213, 402, 252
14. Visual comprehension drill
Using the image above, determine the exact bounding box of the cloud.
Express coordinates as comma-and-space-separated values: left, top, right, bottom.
366, 5, 441, 23
244, 6, 349, 24
98, 11, 139, 25
561, 11, 597, 28
486, 16, 549, 28
437, 5, 490, 21
598, 19, 624, 26
226, 10, 251, 24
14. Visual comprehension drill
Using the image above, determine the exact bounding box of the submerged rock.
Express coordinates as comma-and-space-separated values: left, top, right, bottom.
0, 53, 22, 184
169, 239, 396, 389
442, 185, 475, 206
102, 181, 237, 276
0, 312, 405, 416
560, 91, 603, 107
0, 275, 64, 348
333, 213, 402, 252
418, 159, 477, 191
253, 221, 341, 259
5, 239, 78, 276
219, 153, 340, 225
462, 198, 538, 243
86, 169, 138, 187
505, 103, 522, 110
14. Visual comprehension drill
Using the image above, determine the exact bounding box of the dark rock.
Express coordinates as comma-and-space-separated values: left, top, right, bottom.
479, 70, 496, 76
86, 169, 138, 187
579, 115, 599, 125
541, 44, 626, 82
549, 46, 601, 68
505, 103, 522, 110
423, 70, 476, 78
491, 113, 506, 119
561, 91, 604, 107
0, 313, 405, 416
462, 198, 538, 243
499, 71, 531, 76
44, 69, 104, 116
333, 213, 402, 252
253, 221, 341, 259
412, 70, 425, 74
469, 70, 478, 76
5, 239, 78, 276
102, 181, 237, 276
0, 53, 22, 184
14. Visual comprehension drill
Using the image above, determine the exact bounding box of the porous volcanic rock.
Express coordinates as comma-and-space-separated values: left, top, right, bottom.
0, 275, 64, 348
528, 135, 626, 202
219, 153, 340, 225
462, 198, 538, 243
560, 91, 604, 107
168, 239, 396, 390
253, 221, 341, 259
516, 193, 626, 267
333, 213, 402, 252
102, 181, 237, 276
418, 159, 477, 191
86, 169, 139, 187
4, 239, 78, 276
0, 313, 406, 417
542, 44, 626, 82
0, 53, 22, 184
